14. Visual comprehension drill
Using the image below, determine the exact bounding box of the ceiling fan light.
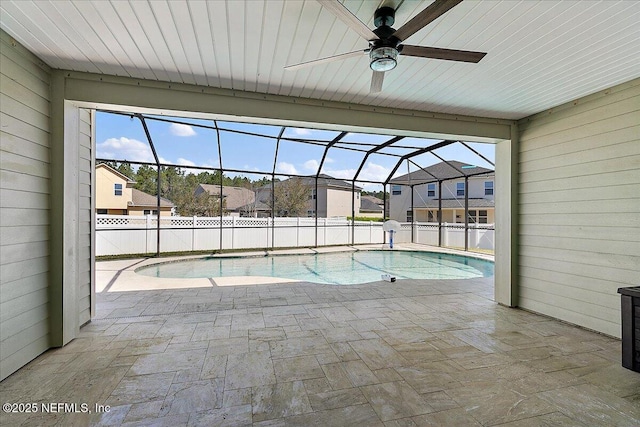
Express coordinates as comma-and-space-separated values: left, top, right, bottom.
369, 47, 397, 72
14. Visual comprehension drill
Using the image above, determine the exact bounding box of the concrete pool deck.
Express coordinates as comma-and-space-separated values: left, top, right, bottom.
2, 244, 638, 426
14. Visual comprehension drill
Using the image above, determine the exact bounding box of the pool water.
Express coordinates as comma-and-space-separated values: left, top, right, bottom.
136, 250, 494, 285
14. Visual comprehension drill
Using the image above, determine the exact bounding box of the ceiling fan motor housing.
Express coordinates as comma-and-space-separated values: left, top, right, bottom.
374, 6, 396, 28
370, 7, 401, 72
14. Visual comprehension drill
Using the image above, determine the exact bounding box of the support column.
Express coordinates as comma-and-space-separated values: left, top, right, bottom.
494, 127, 519, 307
410, 185, 415, 243
464, 176, 469, 251
438, 181, 442, 247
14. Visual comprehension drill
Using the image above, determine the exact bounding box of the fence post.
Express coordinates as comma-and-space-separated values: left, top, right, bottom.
192, 215, 197, 251
146, 214, 152, 254
474, 225, 480, 249
323, 218, 327, 246
442, 222, 448, 247
267, 217, 271, 248
297, 217, 301, 247
232, 216, 236, 249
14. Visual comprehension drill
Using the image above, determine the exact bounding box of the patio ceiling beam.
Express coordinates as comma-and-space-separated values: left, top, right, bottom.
68, 71, 513, 142
383, 140, 457, 185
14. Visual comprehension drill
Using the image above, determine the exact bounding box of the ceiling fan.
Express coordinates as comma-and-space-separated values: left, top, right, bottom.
285, 0, 486, 93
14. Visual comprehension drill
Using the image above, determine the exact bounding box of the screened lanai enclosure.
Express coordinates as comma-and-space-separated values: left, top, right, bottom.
96, 111, 495, 257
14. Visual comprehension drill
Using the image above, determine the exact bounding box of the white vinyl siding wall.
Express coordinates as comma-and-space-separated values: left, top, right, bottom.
0, 31, 52, 380
78, 109, 93, 326
518, 79, 640, 338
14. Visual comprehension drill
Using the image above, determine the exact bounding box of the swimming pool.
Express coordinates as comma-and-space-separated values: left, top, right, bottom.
136, 250, 493, 285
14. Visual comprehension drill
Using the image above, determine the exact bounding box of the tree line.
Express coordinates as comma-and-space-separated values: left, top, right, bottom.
102, 162, 311, 217
103, 162, 387, 218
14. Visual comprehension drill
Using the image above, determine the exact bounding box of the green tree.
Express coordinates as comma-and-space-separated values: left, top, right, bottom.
271, 178, 311, 217
99, 161, 135, 180
133, 165, 158, 195
176, 192, 224, 217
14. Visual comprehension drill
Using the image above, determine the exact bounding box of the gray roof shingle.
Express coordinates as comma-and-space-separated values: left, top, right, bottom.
195, 184, 256, 211
129, 188, 174, 207
390, 161, 494, 185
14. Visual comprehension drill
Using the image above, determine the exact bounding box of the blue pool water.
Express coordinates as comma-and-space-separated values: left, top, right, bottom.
136, 250, 493, 285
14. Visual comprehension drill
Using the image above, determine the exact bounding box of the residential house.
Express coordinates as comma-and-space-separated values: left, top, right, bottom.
359, 195, 385, 219
194, 184, 256, 217
389, 161, 494, 224
95, 163, 174, 216
256, 174, 362, 218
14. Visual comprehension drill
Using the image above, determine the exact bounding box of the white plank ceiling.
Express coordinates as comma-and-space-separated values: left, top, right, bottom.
1, 0, 639, 119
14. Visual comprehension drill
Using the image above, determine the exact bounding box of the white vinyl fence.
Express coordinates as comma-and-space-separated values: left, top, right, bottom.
392, 222, 495, 250
96, 215, 494, 256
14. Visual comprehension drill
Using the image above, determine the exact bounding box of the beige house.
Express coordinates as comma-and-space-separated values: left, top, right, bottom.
390, 161, 494, 224
256, 175, 362, 218
95, 163, 173, 216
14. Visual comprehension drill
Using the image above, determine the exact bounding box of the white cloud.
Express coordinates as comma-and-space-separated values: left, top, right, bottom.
169, 123, 197, 137
97, 137, 155, 162
276, 161, 298, 175
176, 158, 196, 167
359, 163, 390, 183
324, 168, 354, 180
324, 157, 334, 163
291, 128, 312, 136
303, 159, 319, 171
324, 162, 390, 184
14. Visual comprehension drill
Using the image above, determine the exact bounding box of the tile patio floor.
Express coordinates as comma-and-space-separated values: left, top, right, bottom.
1, 247, 639, 426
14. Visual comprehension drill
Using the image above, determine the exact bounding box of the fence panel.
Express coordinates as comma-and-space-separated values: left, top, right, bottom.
96, 215, 490, 256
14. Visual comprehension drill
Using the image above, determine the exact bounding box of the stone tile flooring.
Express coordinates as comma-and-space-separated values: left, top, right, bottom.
1, 259, 639, 426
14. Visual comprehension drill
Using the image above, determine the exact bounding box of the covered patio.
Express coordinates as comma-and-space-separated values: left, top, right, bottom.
2, 245, 638, 426
1, 0, 639, 425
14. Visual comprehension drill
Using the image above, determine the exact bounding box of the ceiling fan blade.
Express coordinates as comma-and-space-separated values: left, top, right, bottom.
400, 45, 486, 63
317, 0, 379, 41
285, 49, 368, 71
370, 71, 385, 93
393, 0, 463, 42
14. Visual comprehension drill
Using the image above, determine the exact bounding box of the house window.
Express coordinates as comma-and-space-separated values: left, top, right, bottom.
478, 210, 488, 224
406, 210, 413, 222
468, 210, 477, 223
485, 181, 494, 196
456, 182, 465, 196
114, 183, 123, 196
392, 185, 402, 195
307, 210, 315, 217
467, 210, 489, 224
427, 183, 436, 197
310, 189, 317, 200
144, 210, 158, 216
97, 209, 107, 214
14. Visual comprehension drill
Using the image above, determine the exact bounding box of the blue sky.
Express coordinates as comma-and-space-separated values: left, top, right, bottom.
96, 111, 494, 189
